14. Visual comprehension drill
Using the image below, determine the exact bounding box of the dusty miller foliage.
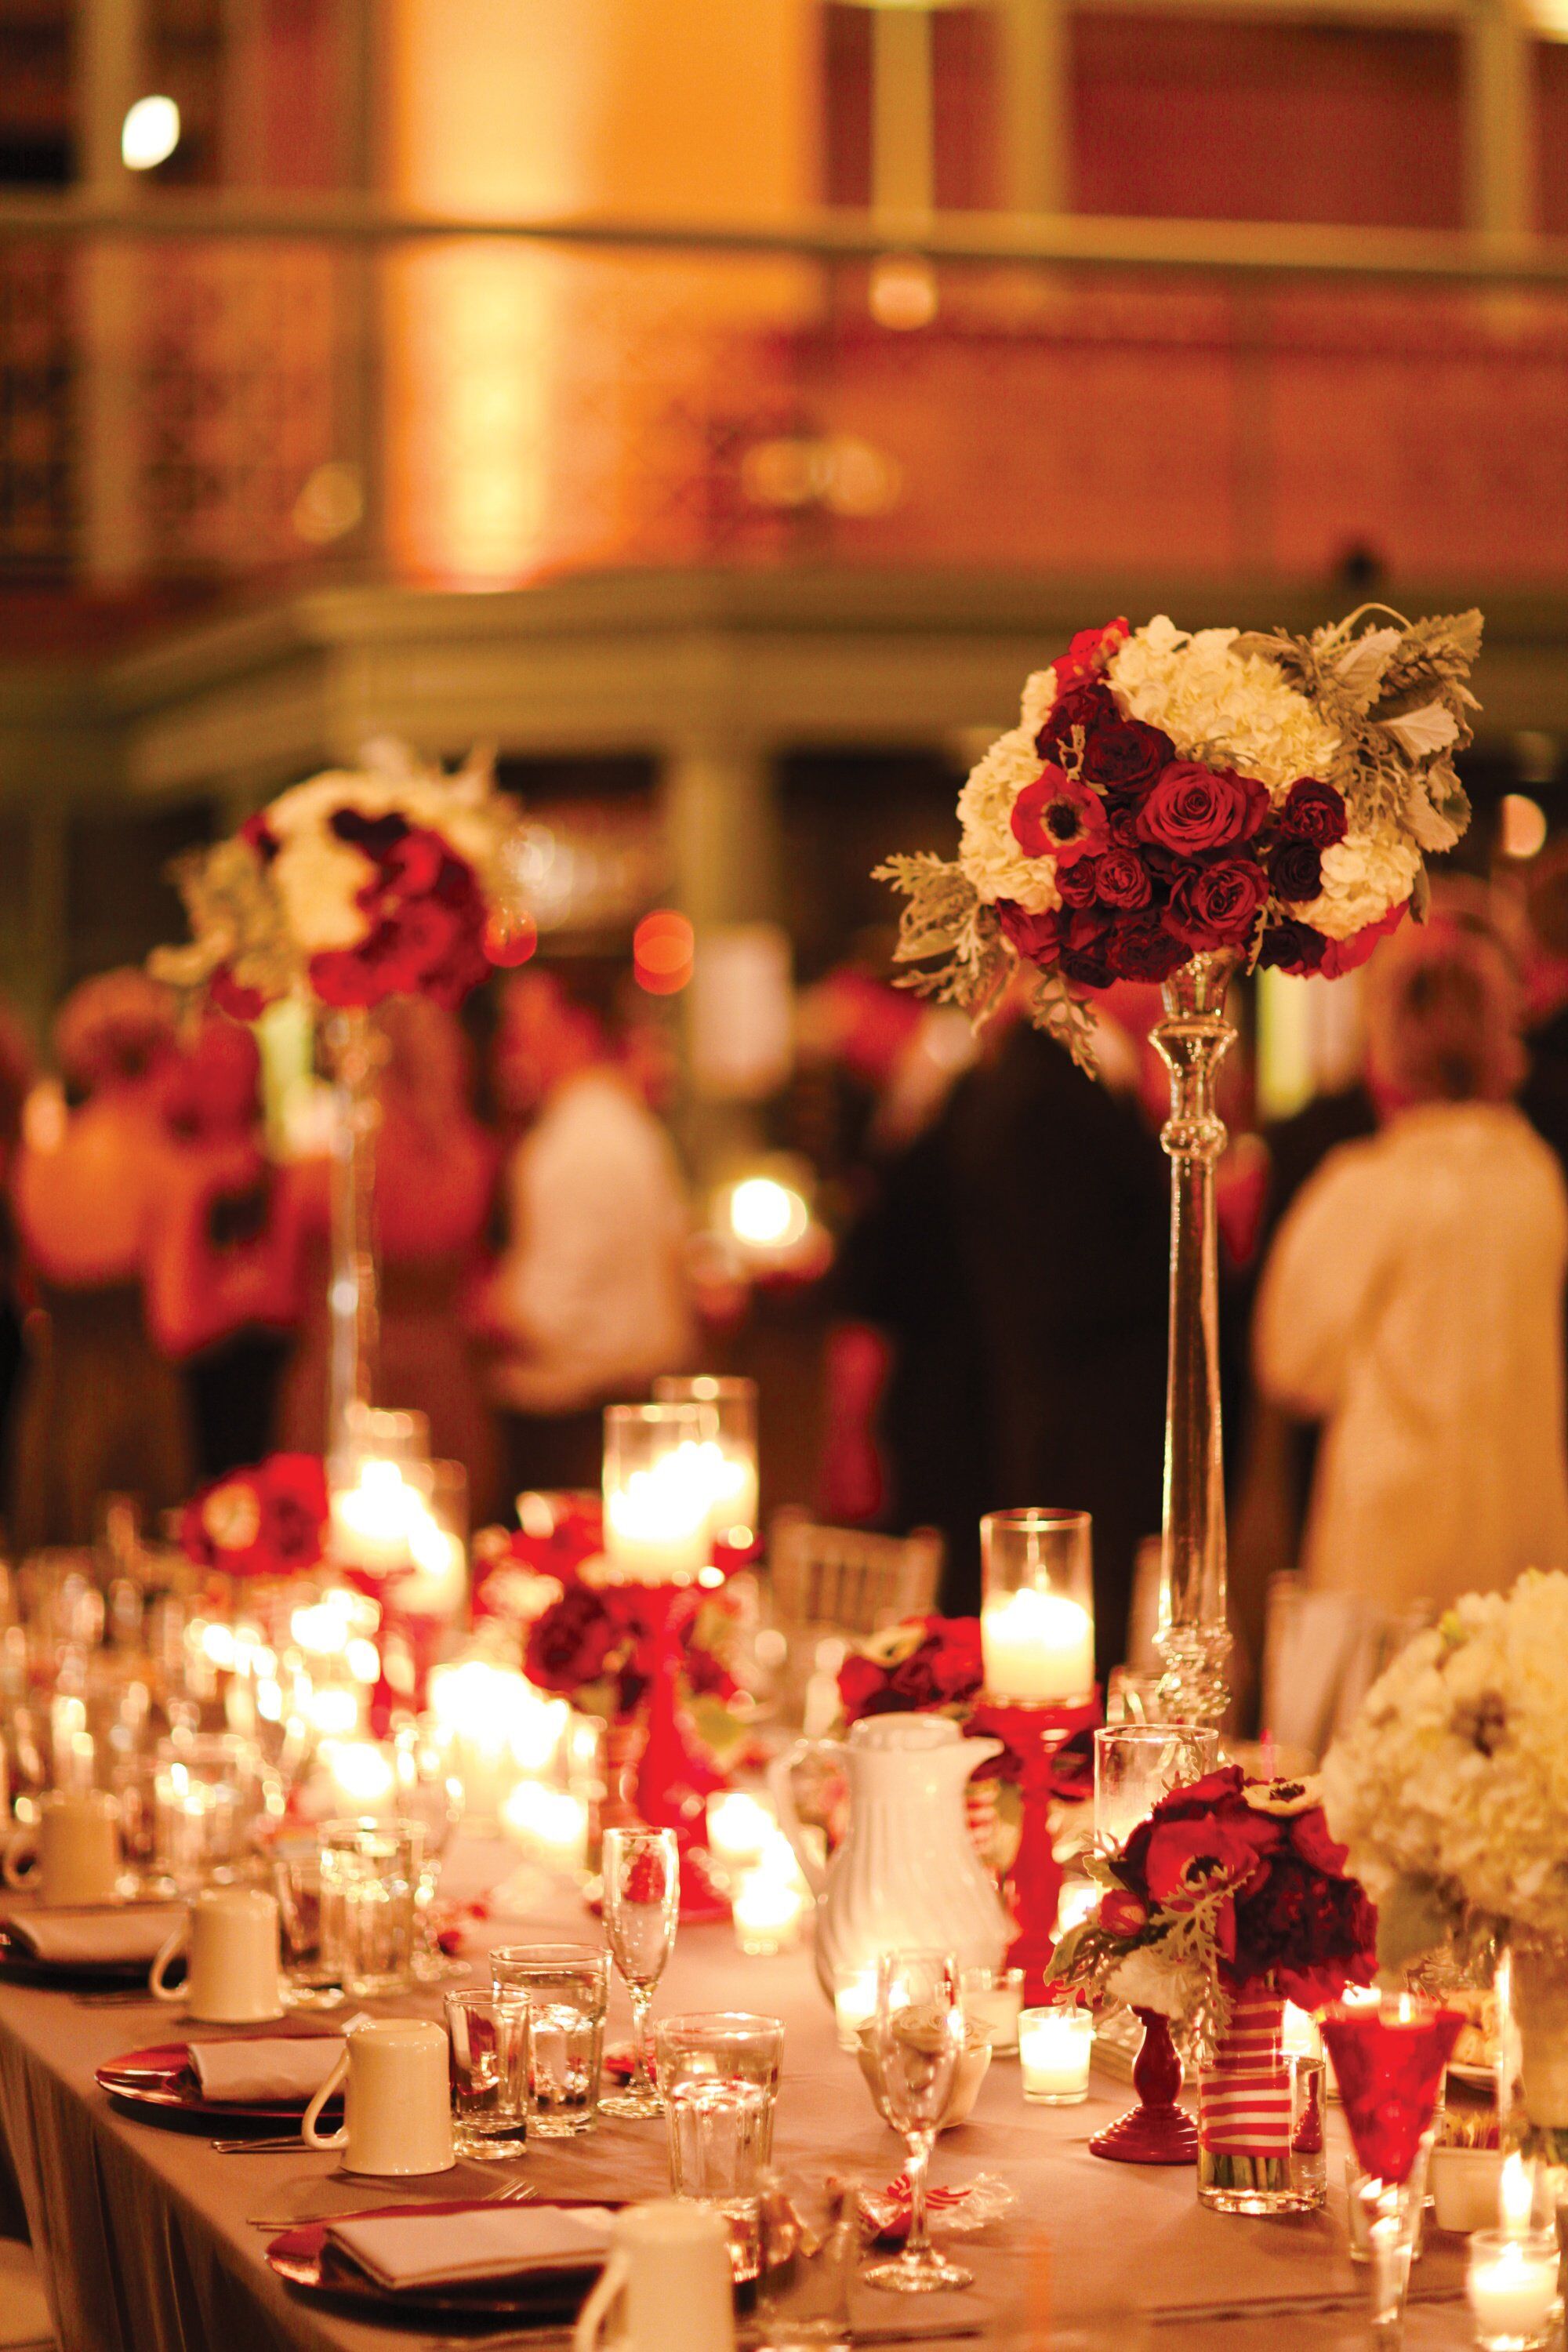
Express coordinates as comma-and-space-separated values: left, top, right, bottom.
150, 835, 297, 1004
877, 606, 1483, 1078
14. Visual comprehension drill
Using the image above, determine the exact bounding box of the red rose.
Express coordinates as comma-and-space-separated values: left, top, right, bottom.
1165, 858, 1270, 952
1095, 848, 1154, 909
1036, 681, 1117, 760
1318, 899, 1408, 979
382, 828, 448, 898
1058, 906, 1116, 989
1107, 910, 1187, 982
1011, 768, 1109, 867
1051, 618, 1130, 688
1137, 763, 1270, 855
209, 965, 270, 1022
995, 902, 1062, 964
1056, 858, 1102, 909
1080, 720, 1174, 799
1281, 778, 1348, 848
1259, 920, 1327, 975
1098, 1886, 1149, 1938
1291, 1807, 1350, 1875
308, 947, 383, 1007
1269, 839, 1323, 903
260, 1454, 328, 1570
525, 1585, 620, 1694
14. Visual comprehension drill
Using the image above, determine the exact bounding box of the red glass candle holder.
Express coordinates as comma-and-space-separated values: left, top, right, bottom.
1320, 2000, 1464, 2187
1088, 2006, 1199, 2165
969, 1692, 1098, 2003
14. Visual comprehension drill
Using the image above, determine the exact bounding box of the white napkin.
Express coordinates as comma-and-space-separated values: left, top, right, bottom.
327, 2205, 614, 2292
2, 1907, 184, 1968
188, 2036, 347, 2104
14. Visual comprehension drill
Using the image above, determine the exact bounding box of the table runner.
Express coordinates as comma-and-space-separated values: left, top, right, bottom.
0, 1839, 1472, 2352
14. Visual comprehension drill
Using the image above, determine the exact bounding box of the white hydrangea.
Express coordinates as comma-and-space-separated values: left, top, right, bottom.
1323, 1572, 1568, 1937
1019, 667, 1058, 737
270, 829, 374, 954
1294, 829, 1421, 942
1108, 615, 1341, 796
956, 724, 1061, 914
1108, 1941, 1208, 2020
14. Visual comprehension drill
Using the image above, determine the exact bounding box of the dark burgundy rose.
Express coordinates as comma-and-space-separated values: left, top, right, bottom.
996, 900, 1061, 964
1166, 858, 1270, 952
1107, 804, 1145, 849
1036, 681, 1116, 760
1137, 763, 1270, 855
1269, 838, 1323, 903
1280, 777, 1348, 848
1080, 720, 1175, 800
1258, 920, 1327, 974
1108, 910, 1188, 982
1055, 857, 1101, 909
239, 813, 280, 866
383, 827, 447, 897
525, 1586, 619, 1693
1058, 906, 1116, 989
1095, 848, 1153, 909
331, 808, 411, 857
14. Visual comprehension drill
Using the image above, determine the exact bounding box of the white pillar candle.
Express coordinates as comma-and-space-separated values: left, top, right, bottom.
604, 1447, 713, 1583
834, 1965, 879, 2052
1468, 2231, 1561, 2346
1020, 2005, 1094, 2104
981, 1588, 1094, 1705
706, 1791, 775, 1876
1283, 2004, 1321, 2060
731, 1866, 804, 1956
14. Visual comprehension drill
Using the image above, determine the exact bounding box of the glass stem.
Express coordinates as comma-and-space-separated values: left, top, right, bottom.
1363, 2178, 1410, 2351
630, 1986, 654, 2096
905, 2133, 934, 2263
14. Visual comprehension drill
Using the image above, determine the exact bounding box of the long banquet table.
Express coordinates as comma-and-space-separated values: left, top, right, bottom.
0, 1840, 1475, 2352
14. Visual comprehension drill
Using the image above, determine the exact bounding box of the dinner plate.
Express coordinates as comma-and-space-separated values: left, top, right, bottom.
265, 2198, 612, 2323
0, 1934, 151, 1988
96, 2034, 346, 2126
1447, 2060, 1498, 2092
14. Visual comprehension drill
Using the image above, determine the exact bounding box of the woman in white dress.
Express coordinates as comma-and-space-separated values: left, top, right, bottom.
1254, 916, 1568, 1613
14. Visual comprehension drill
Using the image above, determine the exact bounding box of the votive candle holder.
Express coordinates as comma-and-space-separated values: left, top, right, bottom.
1020, 2004, 1093, 2104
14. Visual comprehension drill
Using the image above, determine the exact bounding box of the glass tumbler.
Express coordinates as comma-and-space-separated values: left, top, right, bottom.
656, 2011, 785, 2281
1092, 1724, 1221, 1853
492, 1943, 609, 2138
445, 1988, 528, 2160
755, 2172, 858, 2350
319, 1817, 424, 1995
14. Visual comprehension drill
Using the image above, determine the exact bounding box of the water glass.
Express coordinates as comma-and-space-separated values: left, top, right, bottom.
274, 1842, 336, 1996
601, 1826, 681, 2118
755, 2173, 858, 2350
1092, 1725, 1221, 1853
319, 1817, 424, 1995
657, 2011, 785, 2281
492, 1943, 609, 2138
445, 1989, 528, 2160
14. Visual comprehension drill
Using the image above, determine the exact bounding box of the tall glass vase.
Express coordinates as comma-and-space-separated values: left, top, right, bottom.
324, 1007, 387, 1463
1151, 949, 1239, 1730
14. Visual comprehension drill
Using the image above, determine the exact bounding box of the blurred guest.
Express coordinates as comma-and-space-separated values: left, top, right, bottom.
1255, 919, 1568, 1606
479, 968, 692, 1500
1520, 843, 1568, 1177
0, 1001, 34, 1508
9, 971, 193, 1545
278, 999, 501, 1517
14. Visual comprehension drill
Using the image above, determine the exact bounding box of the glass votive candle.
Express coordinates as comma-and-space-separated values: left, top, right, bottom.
961, 1965, 1025, 2056
1466, 2228, 1563, 2352
834, 1963, 878, 2053
731, 1866, 803, 1957
1020, 2003, 1094, 2104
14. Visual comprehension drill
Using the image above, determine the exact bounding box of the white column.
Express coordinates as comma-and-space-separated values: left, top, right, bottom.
997, 0, 1070, 216
78, 0, 146, 586
1463, 0, 1535, 237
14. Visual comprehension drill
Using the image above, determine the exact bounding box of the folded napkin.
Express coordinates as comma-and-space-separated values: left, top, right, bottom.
2, 1907, 184, 1969
327, 2205, 614, 2292
189, 2036, 347, 2104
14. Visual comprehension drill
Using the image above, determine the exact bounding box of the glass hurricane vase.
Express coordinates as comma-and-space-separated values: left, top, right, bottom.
1151, 950, 1238, 1730
1197, 1988, 1306, 2214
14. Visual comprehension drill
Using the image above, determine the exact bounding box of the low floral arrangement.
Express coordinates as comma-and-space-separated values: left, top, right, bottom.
153, 743, 529, 1015
879, 607, 1481, 1067
1049, 1766, 1377, 2050
1322, 1570, 1568, 1966
837, 1616, 985, 1724
180, 1452, 329, 1581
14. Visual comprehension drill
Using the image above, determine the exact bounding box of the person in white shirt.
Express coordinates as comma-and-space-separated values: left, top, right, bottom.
1255, 915, 1568, 1616
481, 969, 694, 1498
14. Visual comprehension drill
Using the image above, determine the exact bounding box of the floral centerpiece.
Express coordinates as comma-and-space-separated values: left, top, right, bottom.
1051, 1766, 1377, 2208
880, 607, 1483, 1730
837, 1617, 985, 1724
1322, 1570, 1568, 2156
181, 1453, 329, 1582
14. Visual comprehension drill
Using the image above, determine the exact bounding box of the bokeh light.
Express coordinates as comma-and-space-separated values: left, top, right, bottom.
122, 96, 180, 171
633, 909, 695, 995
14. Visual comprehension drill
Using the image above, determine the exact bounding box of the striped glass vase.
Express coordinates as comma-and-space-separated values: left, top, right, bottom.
1198, 1988, 1310, 2214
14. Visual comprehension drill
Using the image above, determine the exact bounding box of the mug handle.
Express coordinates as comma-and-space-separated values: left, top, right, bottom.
2, 1831, 36, 1891
301, 2046, 350, 2150
572, 2246, 628, 2352
148, 1918, 189, 2005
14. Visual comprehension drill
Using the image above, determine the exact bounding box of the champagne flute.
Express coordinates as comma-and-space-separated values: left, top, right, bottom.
861, 1948, 973, 2296
600, 1825, 680, 2118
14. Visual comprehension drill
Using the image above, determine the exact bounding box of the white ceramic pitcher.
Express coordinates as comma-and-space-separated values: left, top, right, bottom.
769, 1714, 1008, 1998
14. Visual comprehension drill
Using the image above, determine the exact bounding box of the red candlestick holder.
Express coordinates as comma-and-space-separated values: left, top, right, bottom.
1089, 2008, 1198, 2164
968, 1693, 1098, 2003
623, 1581, 730, 1923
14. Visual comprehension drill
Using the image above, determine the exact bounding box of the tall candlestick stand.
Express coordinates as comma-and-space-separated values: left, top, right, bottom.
969, 1693, 1098, 2002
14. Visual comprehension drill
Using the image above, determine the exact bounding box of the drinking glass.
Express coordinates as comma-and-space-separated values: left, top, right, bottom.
1092, 1725, 1221, 1853
1321, 2000, 1464, 2350
445, 1988, 528, 2160
656, 2012, 785, 2282
319, 1817, 424, 1996
600, 1826, 681, 2118
860, 1949, 971, 2296
391, 1726, 465, 1982
755, 2173, 858, 2350
492, 1943, 609, 2137
273, 1842, 343, 2004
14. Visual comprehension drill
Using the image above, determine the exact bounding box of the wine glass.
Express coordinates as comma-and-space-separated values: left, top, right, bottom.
861, 1948, 972, 2296
600, 1825, 681, 2118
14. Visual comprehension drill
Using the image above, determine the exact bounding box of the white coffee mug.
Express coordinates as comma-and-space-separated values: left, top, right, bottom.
573, 2202, 735, 2352
150, 1886, 283, 2023
4, 1790, 122, 1907
302, 2016, 455, 2176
